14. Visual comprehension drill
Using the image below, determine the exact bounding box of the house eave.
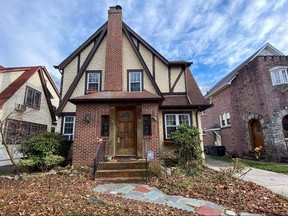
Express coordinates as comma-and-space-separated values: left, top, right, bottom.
205, 75, 237, 98
69, 97, 164, 104
159, 104, 212, 111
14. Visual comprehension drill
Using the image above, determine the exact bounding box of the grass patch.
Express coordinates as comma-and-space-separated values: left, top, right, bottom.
209, 156, 288, 174
242, 161, 288, 174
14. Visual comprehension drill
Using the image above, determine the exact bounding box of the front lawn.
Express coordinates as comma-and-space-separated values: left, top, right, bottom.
0, 166, 287, 215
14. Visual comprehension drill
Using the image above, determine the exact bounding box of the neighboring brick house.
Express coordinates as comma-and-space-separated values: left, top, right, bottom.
202, 43, 288, 161
0, 66, 60, 166
55, 6, 210, 166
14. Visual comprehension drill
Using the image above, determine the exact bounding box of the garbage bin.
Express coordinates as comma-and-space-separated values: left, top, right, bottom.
208, 146, 225, 156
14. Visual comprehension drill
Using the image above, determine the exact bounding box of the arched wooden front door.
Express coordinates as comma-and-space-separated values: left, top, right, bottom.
250, 119, 264, 149
116, 110, 137, 156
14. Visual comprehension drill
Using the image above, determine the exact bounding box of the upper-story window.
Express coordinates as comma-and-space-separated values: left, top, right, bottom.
86, 71, 101, 92
270, 67, 288, 85
25, 86, 41, 108
220, 112, 231, 127
128, 71, 142, 92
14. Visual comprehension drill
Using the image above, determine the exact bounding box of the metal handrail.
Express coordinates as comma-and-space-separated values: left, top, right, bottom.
93, 141, 105, 180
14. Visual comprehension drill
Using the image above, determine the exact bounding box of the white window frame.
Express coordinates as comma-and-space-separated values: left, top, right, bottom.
87, 72, 101, 92
128, 71, 142, 92
62, 116, 76, 141
164, 113, 191, 139
219, 112, 231, 128
270, 67, 288, 86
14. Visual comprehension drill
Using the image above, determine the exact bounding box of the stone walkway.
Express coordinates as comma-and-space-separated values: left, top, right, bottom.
93, 183, 260, 216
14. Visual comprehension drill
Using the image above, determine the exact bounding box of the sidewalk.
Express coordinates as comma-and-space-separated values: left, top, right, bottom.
205, 157, 288, 197
93, 183, 260, 216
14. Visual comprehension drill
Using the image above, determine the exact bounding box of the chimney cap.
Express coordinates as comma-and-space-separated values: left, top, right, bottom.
116, 5, 122, 9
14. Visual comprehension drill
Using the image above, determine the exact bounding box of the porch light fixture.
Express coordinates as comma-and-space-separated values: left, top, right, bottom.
85, 114, 91, 124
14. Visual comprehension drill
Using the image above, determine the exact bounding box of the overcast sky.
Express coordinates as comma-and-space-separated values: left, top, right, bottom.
1, 0, 288, 93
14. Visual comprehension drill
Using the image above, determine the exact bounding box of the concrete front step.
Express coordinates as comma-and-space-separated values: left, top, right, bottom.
96, 176, 147, 183
96, 169, 147, 178
98, 161, 147, 170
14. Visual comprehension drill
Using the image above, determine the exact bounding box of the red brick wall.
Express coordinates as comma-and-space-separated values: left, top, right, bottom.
73, 103, 109, 166
104, 6, 123, 91
142, 103, 160, 158
202, 87, 236, 154
203, 56, 288, 157
72, 102, 161, 166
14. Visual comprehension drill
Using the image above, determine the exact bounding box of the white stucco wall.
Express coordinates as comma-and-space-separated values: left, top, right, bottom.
170, 68, 186, 92
0, 70, 23, 92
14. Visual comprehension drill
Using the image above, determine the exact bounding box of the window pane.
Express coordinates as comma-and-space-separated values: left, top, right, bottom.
89, 73, 99, 82
101, 115, 109, 136
88, 83, 98, 90
34, 92, 41, 108
65, 117, 74, 122
167, 126, 177, 138
179, 115, 189, 125
282, 70, 288, 82
143, 115, 151, 136
274, 71, 281, 83
130, 83, 140, 91
166, 115, 176, 126
26, 89, 33, 106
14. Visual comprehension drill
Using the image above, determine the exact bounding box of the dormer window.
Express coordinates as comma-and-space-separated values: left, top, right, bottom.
128, 70, 143, 92
86, 71, 101, 93
270, 67, 288, 86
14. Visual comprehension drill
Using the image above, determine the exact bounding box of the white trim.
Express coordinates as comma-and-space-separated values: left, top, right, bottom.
87, 72, 100, 92
164, 113, 191, 139
128, 71, 142, 92
62, 116, 75, 140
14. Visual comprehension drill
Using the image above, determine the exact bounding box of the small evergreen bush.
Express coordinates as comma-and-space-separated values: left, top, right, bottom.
18, 132, 65, 171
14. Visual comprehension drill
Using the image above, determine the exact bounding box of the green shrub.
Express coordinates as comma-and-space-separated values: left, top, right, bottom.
18, 132, 66, 171
169, 125, 203, 174
43, 155, 65, 170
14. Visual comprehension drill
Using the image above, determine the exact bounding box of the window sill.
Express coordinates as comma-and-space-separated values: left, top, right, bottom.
163, 140, 174, 145
221, 125, 231, 129
143, 135, 152, 139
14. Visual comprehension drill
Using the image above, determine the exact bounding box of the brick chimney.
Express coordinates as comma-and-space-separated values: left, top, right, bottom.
104, 5, 123, 91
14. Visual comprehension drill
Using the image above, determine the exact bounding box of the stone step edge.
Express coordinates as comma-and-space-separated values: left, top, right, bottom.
97, 169, 147, 173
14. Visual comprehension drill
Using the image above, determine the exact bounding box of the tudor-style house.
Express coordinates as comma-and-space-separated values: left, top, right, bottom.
0, 65, 59, 166
202, 43, 288, 161
55, 6, 210, 166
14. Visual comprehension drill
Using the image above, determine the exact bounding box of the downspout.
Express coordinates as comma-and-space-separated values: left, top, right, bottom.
195, 109, 199, 128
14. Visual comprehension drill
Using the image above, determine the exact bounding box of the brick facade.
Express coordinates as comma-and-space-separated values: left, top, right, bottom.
104, 6, 123, 91
203, 56, 288, 159
73, 102, 160, 166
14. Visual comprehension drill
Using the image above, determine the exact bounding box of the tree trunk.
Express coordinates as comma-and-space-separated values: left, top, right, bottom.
0, 123, 19, 173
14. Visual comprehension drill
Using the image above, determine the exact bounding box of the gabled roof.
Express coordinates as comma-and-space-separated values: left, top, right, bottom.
205, 43, 285, 98
0, 66, 59, 122
0, 67, 39, 106
55, 21, 201, 115
0, 65, 5, 69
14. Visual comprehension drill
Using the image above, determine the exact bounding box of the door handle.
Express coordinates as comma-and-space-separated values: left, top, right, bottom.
117, 137, 120, 143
